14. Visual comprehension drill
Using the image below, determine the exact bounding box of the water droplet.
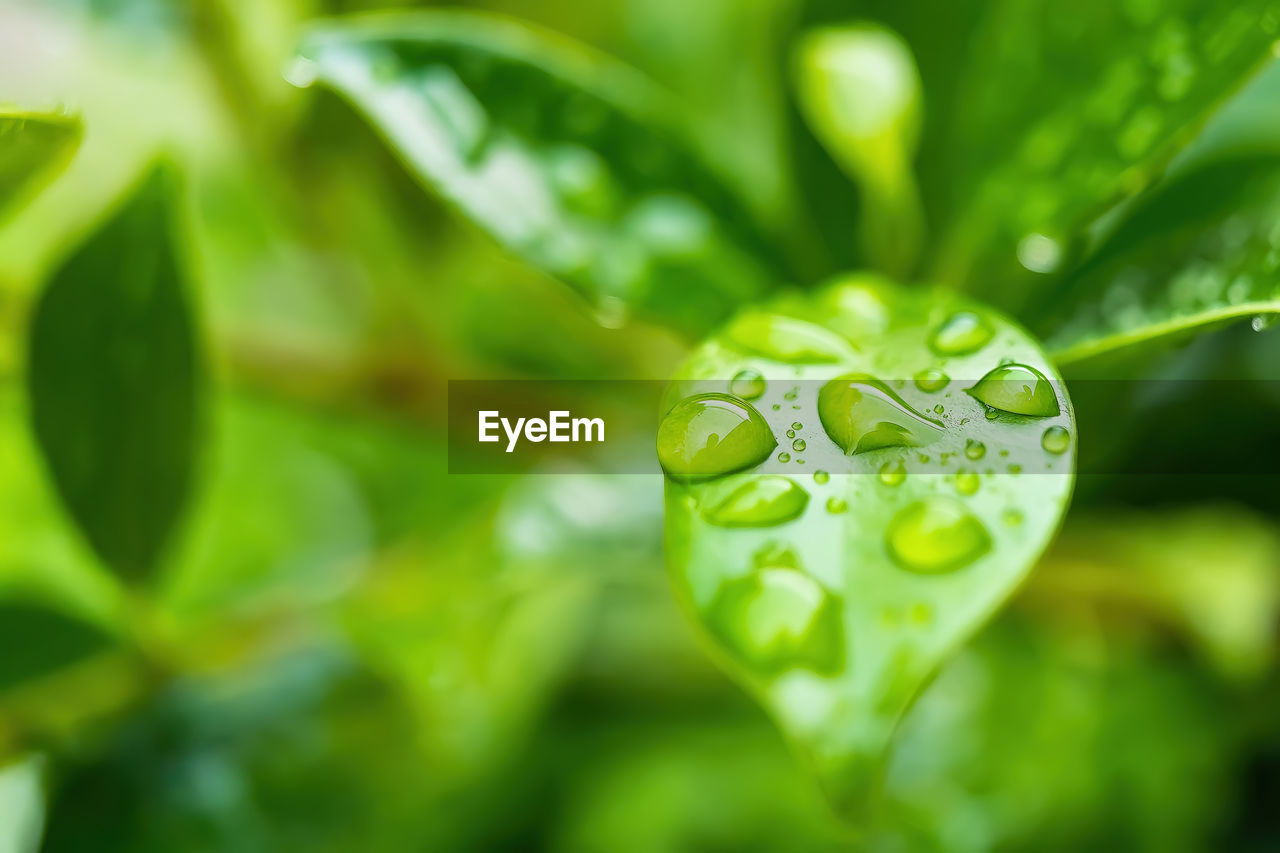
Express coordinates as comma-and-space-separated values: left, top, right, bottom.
657, 394, 776, 480
955, 470, 980, 495
1252, 313, 1278, 332
878, 460, 906, 486
703, 476, 810, 528
1003, 508, 1023, 527
826, 497, 848, 514
283, 56, 318, 88
1016, 233, 1063, 274
724, 313, 851, 363
786, 430, 795, 439
967, 363, 1060, 417
706, 568, 843, 676
791, 422, 803, 431
778, 452, 791, 463
928, 311, 994, 356
964, 439, 986, 460
1041, 425, 1070, 454
1008, 464, 1022, 474
886, 497, 991, 574
813, 470, 830, 484
753, 542, 800, 569
932, 404, 944, 414
914, 368, 949, 393
907, 602, 933, 625
792, 438, 807, 452
818, 375, 945, 455
729, 368, 766, 400
784, 388, 798, 401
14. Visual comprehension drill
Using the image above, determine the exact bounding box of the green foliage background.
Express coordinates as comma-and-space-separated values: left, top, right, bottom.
3, 0, 1280, 850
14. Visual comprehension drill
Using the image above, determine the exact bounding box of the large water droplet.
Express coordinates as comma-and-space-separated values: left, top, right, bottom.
706, 568, 843, 676
1041, 425, 1070, 454
886, 496, 991, 574
913, 368, 949, 393
792, 438, 807, 452
818, 375, 945, 455
729, 368, 766, 400
964, 439, 986, 460
967, 363, 1060, 417
703, 476, 810, 528
928, 311, 994, 356
657, 394, 776, 480
724, 313, 851, 364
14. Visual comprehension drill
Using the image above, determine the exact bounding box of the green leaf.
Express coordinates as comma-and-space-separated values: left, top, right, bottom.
1037, 157, 1280, 367
792, 25, 924, 277
0, 601, 114, 691
0, 110, 80, 219
290, 11, 778, 334
27, 166, 204, 583
932, 0, 1280, 308
658, 274, 1075, 815
0, 755, 46, 853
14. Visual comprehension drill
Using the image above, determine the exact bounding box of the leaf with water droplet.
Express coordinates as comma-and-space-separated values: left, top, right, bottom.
27, 167, 204, 583
292, 11, 781, 334
661, 277, 1075, 816
1, 109, 80, 219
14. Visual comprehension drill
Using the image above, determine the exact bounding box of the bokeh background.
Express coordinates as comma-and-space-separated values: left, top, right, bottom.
3, 0, 1280, 850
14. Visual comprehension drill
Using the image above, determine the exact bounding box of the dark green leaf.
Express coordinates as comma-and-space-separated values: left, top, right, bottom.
291, 11, 779, 334
929, 0, 1280, 308
0, 601, 114, 691
27, 167, 203, 583
659, 274, 1075, 814
0, 110, 80, 218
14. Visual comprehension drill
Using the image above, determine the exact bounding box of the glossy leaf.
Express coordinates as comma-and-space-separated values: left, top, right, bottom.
1039, 159, 1280, 367
0, 601, 114, 691
291, 11, 778, 334
27, 167, 203, 583
659, 274, 1075, 813
793, 25, 924, 277
0, 110, 80, 218
931, 0, 1280, 308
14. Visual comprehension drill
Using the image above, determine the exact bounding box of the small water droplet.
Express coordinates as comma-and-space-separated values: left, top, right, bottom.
283, 56, 319, 88
1252, 313, 1277, 332
784, 388, 798, 401
791, 422, 803, 431
813, 470, 830, 484
886, 496, 991, 574
928, 311, 994, 356
1016, 233, 1062, 274
964, 439, 986, 460
786, 430, 795, 439
792, 439, 807, 452
818, 375, 945, 455
658, 394, 777, 480
967, 363, 1060, 417
1007, 464, 1022, 474
1041, 425, 1070, 454
826, 496, 848, 514
778, 452, 791, 463
913, 368, 950, 393
1003, 508, 1023, 527
955, 470, 980, 495
878, 460, 906, 486
932, 404, 945, 414
703, 476, 810, 527
729, 368, 766, 400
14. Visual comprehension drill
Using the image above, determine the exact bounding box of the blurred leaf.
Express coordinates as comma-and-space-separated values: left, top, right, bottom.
793, 25, 924, 277
660, 275, 1075, 814
0, 755, 45, 853
291, 11, 779, 334
0, 601, 113, 691
933, 0, 1280, 309
0, 110, 80, 219
27, 166, 203, 583
1032, 506, 1280, 680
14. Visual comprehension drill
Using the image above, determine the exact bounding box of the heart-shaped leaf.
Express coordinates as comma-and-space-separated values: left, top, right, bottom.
27, 166, 204, 583
658, 274, 1075, 814
291, 11, 779, 334
0, 110, 80, 218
